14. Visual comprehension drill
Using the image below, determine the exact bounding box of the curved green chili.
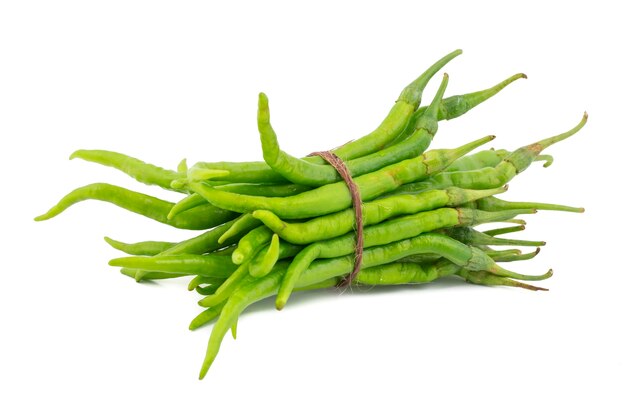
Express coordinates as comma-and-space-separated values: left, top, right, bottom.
483, 225, 525, 236
120, 268, 188, 280
256, 74, 450, 186
35, 183, 238, 230
323, 49, 462, 161
386, 73, 527, 148
189, 301, 227, 330
231, 226, 274, 265
104, 237, 176, 256
218, 214, 262, 245
167, 193, 208, 220
109, 254, 237, 278
168, 183, 312, 219
460, 269, 548, 291
248, 234, 281, 277
490, 248, 541, 262
441, 227, 545, 247
70, 149, 183, 191
474, 196, 585, 213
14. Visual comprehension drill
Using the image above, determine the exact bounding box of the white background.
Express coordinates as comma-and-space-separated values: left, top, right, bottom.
1, 1, 624, 415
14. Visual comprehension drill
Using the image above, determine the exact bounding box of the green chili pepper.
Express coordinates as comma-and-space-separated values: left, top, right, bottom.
217, 214, 262, 245
109, 254, 237, 278
231, 226, 274, 264
35, 183, 238, 230
474, 196, 584, 213
70, 149, 183, 191
256, 74, 450, 186
482, 225, 526, 236
104, 237, 176, 256
489, 248, 541, 262
441, 227, 546, 247
248, 234, 281, 277
168, 183, 311, 219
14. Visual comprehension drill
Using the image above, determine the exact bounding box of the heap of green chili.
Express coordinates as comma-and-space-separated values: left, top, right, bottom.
36, 50, 586, 379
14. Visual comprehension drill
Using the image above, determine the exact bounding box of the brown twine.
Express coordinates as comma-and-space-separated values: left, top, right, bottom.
308, 150, 363, 287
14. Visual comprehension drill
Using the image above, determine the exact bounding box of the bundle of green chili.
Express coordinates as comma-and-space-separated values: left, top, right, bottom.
36, 50, 587, 379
